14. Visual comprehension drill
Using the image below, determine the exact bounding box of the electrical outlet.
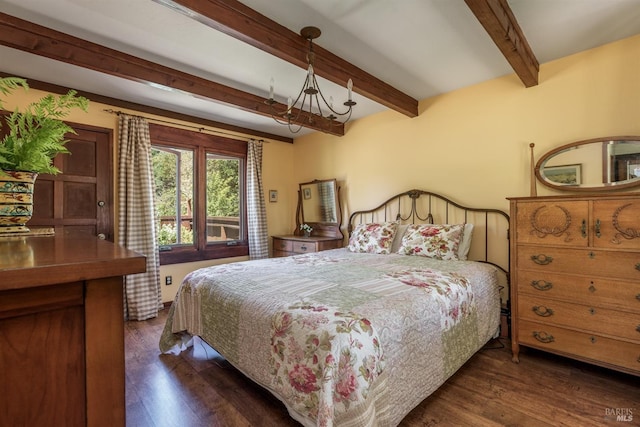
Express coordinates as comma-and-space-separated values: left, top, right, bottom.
165, 276, 172, 286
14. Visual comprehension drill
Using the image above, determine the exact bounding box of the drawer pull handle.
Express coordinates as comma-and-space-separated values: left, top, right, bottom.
533, 331, 554, 343
589, 308, 596, 315
533, 305, 554, 317
531, 254, 553, 265
636, 324, 640, 333
531, 280, 553, 291
636, 293, 640, 301
588, 284, 596, 293
590, 336, 597, 344
581, 219, 587, 238
300, 245, 308, 251
636, 263, 640, 272
594, 219, 601, 238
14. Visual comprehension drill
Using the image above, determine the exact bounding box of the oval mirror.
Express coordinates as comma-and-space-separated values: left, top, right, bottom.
535, 136, 640, 191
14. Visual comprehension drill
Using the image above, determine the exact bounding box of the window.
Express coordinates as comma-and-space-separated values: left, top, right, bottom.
149, 123, 248, 264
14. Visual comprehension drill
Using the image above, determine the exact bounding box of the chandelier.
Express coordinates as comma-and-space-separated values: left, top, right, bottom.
265, 26, 356, 133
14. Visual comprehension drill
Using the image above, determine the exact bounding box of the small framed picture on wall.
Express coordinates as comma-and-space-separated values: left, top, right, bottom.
269, 189, 278, 202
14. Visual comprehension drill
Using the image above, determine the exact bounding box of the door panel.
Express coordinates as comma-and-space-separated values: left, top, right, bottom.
64, 182, 97, 218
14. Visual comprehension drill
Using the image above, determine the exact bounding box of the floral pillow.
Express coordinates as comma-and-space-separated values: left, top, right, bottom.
348, 221, 399, 254
396, 223, 465, 260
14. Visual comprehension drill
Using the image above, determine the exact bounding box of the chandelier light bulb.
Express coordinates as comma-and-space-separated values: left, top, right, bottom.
269, 77, 274, 100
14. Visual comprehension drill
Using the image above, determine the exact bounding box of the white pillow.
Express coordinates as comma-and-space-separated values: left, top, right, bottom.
458, 223, 474, 260
390, 224, 409, 253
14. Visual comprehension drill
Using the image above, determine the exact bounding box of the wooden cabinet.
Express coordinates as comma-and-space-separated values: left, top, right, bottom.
272, 235, 343, 257
0, 235, 146, 426
508, 194, 640, 376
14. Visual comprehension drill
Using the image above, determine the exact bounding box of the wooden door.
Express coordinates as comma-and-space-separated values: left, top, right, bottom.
29, 123, 114, 241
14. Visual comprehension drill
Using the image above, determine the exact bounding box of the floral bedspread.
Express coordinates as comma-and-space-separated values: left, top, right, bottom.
160, 249, 501, 427
270, 302, 385, 426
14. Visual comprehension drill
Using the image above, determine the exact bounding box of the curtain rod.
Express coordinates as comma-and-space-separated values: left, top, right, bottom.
103, 109, 265, 143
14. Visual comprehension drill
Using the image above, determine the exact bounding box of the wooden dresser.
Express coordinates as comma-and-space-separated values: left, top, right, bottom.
508, 194, 640, 375
0, 235, 146, 426
272, 235, 343, 257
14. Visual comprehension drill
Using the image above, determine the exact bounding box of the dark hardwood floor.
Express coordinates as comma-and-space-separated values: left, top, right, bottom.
125, 308, 639, 426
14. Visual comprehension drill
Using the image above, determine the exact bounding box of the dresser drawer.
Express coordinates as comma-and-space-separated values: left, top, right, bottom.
514, 200, 589, 247
518, 295, 640, 341
518, 320, 640, 374
592, 199, 640, 250
293, 241, 317, 253
517, 270, 640, 312
517, 245, 640, 281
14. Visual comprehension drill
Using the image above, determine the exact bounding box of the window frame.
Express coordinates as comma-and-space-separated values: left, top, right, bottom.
149, 123, 249, 265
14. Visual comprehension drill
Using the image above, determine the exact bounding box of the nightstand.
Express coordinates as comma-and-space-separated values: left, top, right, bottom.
272, 235, 343, 257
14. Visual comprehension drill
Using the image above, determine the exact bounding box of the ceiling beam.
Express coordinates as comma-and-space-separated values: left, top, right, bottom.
155, 0, 419, 118
465, 0, 539, 87
0, 12, 344, 136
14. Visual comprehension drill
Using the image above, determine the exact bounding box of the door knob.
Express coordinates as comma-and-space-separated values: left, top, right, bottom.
98, 201, 105, 207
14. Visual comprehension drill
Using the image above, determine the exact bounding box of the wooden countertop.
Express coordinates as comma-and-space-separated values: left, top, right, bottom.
0, 234, 146, 291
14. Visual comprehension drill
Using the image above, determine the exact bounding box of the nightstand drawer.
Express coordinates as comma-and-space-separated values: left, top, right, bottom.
273, 238, 293, 252
272, 235, 342, 257
293, 241, 317, 253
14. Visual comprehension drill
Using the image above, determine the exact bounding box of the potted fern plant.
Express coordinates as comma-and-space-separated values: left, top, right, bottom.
0, 77, 89, 234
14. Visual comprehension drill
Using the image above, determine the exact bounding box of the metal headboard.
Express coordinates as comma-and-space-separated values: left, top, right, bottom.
348, 189, 510, 277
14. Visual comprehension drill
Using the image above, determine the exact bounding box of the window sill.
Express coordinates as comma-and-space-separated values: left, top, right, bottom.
159, 242, 249, 265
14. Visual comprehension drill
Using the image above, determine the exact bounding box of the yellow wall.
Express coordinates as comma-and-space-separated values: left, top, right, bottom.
293, 34, 640, 224
4, 33, 640, 302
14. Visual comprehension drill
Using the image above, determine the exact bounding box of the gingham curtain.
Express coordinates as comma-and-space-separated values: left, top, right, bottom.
117, 114, 161, 320
247, 139, 268, 259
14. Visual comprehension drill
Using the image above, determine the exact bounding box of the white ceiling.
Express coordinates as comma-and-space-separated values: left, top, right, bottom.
1, 0, 640, 138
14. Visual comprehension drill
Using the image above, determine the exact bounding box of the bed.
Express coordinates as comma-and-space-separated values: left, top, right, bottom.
159, 189, 510, 426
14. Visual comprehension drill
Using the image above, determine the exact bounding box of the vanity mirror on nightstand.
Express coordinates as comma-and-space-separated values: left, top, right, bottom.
272, 178, 344, 257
